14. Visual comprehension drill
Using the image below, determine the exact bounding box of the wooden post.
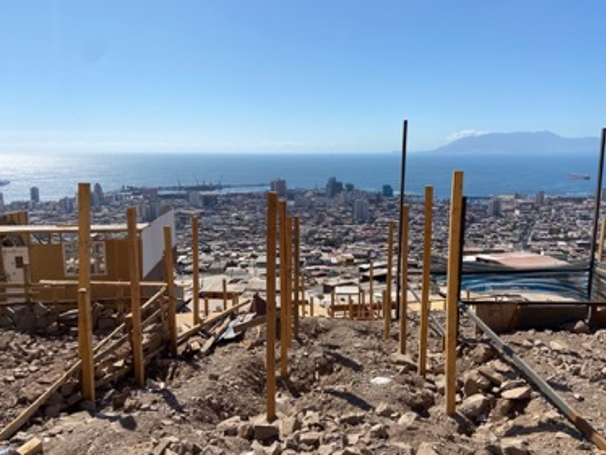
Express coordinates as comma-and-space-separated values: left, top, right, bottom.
418, 186, 433, 376
399, 205, 409, 354
285, 216, 293, 347
204, 297, 209, 317
348, 296, 354, 320
279, 200, 288, 378
369, 259, 375, 320
301, 265, 306, 317
192, 216, 201, 325
127, 206, 144, 388
446, 171, 464, 415
360, 290, 366, 319
77, 183, 95, 402
222, 278, 228, 311
164, 226, 177, 357
383, 290, 389, 338
293, 216, 300, 337
310, 296, 314, 317
385, 222, 394, 339
330, 289, 335, 318
266, 192, 278, 422
599, 217, 606, 262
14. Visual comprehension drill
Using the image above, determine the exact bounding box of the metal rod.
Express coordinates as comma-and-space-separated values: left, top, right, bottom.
588, 127, 606, 300
459, 300, 606, 451
396, 119, 408, 319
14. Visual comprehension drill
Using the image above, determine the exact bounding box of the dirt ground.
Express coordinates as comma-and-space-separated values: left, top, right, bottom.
1, 312, 606, 455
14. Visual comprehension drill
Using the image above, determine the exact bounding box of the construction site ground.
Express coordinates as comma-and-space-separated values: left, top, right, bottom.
1, 310, 606, 455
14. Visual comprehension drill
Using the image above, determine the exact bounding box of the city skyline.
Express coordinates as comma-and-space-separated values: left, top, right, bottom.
1, 1, 606, 154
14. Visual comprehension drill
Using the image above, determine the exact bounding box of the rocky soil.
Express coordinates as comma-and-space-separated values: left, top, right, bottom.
1, 314, 606, 455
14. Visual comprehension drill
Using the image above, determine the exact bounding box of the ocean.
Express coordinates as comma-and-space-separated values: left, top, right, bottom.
0, 151, 599, 203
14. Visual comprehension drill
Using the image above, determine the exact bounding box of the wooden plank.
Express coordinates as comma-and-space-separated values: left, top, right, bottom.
399, 206, 409, 354
164, 226, 177, 357
266, 191, 278, 422
293, 216, 300, 337
285, 216, 293, 347
37, 279, 166, 288
418, 185, 433, 376
446, 171, 464, 415
369, 259, 375, 321
77, 183, 95, 402
222, 278, 228, 311
279, 200, 288, 378
192, 215, 201, 325
16, 436, 43, 455
128, 207, 145, 388
177, 299, 250, 343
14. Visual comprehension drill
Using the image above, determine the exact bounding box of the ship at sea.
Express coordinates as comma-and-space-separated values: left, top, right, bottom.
0, 180, 9, 187
569, 173, 590, 180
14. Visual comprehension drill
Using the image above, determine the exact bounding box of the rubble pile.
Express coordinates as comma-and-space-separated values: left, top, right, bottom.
2, 316, 605, 454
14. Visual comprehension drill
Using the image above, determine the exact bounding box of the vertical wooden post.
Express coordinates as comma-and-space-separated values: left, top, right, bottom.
330, 289, 335, 318
192, 216, 200, 325
127, 206, 145, 388
279, 200, 288, 378
446, 171, 464, 415
385, 222, 394, 339
293, 216, 300, 337
285, 216, 293, 347
77, 183, 95, 402
222, 278, 228, 311
348, 296, 354, 320
369, 259, 375, 320
301, 266, 306, 317
383, 290, 389, 338
399, 205, 409, 354
599, 217, 606, 262
418, 186, 433, 376
266, 192, 278, 422
310, 296, 314, 317
164, 226, 177, 357
204, 297, 209, 317
361, 290, 366, 319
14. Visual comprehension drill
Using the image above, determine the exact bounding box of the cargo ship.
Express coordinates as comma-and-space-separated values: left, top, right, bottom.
569, 173, 590, 180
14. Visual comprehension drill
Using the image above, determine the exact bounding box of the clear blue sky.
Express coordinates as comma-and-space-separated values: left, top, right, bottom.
1, 1, 605, 154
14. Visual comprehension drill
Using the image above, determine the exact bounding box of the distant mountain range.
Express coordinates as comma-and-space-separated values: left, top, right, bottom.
426, 131, 599, 155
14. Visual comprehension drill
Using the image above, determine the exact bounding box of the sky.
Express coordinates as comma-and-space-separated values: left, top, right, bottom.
1, 1, 605, 154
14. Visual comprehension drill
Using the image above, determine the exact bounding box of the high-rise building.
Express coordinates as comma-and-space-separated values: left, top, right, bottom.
93, 182, 105, 205
535, 191, 546, 206
353, 199, 369, 224
270, 179, 287, 197
0, 192, 4, 211
488, 197, 501, 217
326, 177, 343, 198
30, 186, 40, 204
382, 185, 394, 197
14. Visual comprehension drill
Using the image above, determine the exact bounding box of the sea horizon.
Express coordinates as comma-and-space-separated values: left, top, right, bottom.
0, 151, 600, 204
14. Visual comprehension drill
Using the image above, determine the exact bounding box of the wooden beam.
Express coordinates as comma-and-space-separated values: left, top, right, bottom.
127, 207, 145, 388
77, 183, 95, 403
222, 278, 228, 311
177, 299, 250, 344
293, 216, 300, 337
330, 289, 335, 318
164, 226, 177, 357
369, 259, 375, 320
418, 186, 433, 376
399, 206, 409, 354
385, 221, 394, 339
16, 437, 43, 455
266, 192, 278, 422
192, 215, 201, 325
285, 216, 293, 347
446, 171, 464, 415
279, 200, 288, 378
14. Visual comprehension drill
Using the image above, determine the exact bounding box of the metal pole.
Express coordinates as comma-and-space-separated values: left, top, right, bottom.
396, 119, 408, 320
588, 128, 606, 300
